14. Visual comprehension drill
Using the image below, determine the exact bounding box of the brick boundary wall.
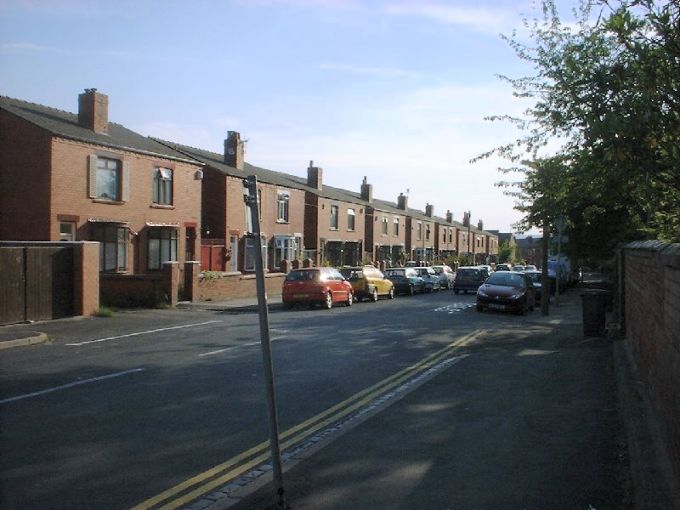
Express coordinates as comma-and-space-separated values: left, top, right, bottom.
197, 272, 285, 302
620, 241, 680, 486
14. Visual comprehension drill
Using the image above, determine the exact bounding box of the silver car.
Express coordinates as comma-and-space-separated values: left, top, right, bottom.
413, 267, 441, 292
431, 265, 455, 289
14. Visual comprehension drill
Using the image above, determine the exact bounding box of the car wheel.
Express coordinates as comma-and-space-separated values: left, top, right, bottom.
409, 285, 415, 296
371, 288, 379, 302
323, 292, 333, 310
388, 287, 394, 299
454, 289, 459, 295
283, 301, 294, 310
346, 292, 353, 307
476, 304, 484, 312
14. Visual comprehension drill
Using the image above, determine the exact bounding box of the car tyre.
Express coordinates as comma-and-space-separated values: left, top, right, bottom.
388, 287, 395, 299
283, 301, 294, 310
454, 289, 459, 295
323, 292, 333, 310
371, 288, 379, 302
476, 304, 484, 312
409, 285, 415, 296
346, 292, 353, 307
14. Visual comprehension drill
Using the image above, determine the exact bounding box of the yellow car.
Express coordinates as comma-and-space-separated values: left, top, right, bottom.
339, 266, 395, 302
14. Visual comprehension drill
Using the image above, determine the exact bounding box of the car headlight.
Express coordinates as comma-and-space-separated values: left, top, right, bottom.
509, 292, 523, 300
477, 289, 488, 297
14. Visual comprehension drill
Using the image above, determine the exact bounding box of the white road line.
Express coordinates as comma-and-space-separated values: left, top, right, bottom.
0, 368, 145, 405
198, 337, 286, 357
65, 320, 222, 346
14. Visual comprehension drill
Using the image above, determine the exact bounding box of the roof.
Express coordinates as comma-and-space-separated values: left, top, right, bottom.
0, 96, 200, 164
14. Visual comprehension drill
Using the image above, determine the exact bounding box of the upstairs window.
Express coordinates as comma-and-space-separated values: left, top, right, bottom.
417, 221, 422, 241
153, 167, 173, 205
89, 155, 129, 202
393, 217, 399, 236
347, 208, 356, 231
381, 217, 388, 235
277, 192, 289, 222
330, 205, 339, 229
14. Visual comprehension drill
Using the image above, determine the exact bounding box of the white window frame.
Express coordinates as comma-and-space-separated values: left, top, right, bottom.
153, 167, 173, 205
59, 221, 76, 241
277, 191, 289, 222
347, 208, 356, 231
244, 235, 268, 272
330, 205, 339, 230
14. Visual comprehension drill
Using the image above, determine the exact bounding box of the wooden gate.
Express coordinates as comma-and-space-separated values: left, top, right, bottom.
0, 246, 74, 325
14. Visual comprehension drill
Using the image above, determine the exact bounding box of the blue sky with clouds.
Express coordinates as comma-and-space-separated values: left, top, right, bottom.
0, 0, 578, 232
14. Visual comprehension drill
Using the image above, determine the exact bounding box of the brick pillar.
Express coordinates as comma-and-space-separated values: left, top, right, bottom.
73, 242, 100, 316
292, 259, 301, 270
279, 259, 292, 274
303, 258, 313, 268
184, 261, 200, 302
163, 261, 180, 307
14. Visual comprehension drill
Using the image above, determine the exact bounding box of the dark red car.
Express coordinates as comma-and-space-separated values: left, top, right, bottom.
282, 267, 353, 309
476, 271, 536, 314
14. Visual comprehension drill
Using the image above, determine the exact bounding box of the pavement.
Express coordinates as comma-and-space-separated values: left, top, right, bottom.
1, 288, 678, 510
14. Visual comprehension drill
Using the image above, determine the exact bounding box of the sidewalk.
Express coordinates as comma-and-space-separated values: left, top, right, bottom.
214, 289, 675, 510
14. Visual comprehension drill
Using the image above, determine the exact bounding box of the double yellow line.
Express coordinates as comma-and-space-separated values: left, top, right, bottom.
131, 329, 482, 510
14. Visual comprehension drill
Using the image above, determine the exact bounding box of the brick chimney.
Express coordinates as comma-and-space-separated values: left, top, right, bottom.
425, 203, 434, 217
78, 88, 108, 134
446, 210, 453, 223
307, 160, 322, 190
224, 131, 244, 170
397, 193, 408, 211
477, 219, 484, 231
463, 211, 471, 227
360, 176, 373, 202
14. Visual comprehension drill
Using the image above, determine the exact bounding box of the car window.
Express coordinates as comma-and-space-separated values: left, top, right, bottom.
487, 272, 525, 287
286, 270, 317, 281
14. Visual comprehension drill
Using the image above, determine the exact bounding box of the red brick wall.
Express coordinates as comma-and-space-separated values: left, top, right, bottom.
73, 241, 100, 316
316, 196, 365, 242
0, 111, 53, 240
50, 138, 202, 273
198, 272, 285, 301
622, 241, 680, 485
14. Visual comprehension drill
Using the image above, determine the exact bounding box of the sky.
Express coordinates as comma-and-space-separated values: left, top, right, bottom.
0, 0, 580, 233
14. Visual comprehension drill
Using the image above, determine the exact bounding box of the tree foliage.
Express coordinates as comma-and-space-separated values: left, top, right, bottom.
476, 0, 680, 262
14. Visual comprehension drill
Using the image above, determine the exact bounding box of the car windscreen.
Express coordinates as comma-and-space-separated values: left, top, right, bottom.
285, 271, 317, 281
458, 269, 479, 276
486, 272, 525, 287
340, 269, 362, 279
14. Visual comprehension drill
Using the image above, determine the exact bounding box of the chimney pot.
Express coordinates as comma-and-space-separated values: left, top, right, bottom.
425, 203, 434, 217
397, 193, 408, 211
360, 176, 373, 202
224, 131, 244, 170
307, 162, 323, 190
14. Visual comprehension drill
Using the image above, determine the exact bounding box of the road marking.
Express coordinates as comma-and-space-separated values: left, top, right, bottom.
66, 321, 222, 346
132, 329, 484, 510
197, 337, 286, 357
0, 368, 145, 405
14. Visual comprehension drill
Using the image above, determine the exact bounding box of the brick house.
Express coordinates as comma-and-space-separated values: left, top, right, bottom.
0, 90, 203, 275
156, 133, 307, 273
360, 177, 408, 265
401, 196, 437, 263
434, 210, 459, 260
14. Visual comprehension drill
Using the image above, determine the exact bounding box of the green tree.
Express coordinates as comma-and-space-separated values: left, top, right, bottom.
475, 0, 680, 262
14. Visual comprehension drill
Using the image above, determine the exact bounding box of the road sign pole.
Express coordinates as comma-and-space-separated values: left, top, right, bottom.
243, 176, 287, 510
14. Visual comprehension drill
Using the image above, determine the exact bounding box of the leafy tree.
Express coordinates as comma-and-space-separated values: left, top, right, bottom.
475, 0, 680, 262
497, 240, 515, 263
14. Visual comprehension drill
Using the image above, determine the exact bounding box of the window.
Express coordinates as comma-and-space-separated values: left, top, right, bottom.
277, 192, 289, 222
417, 221, 422, 241
92, 224, 127, 272
96, 157, 121, 200
273, 235, 298, 267
244, 235, 268, 271
381, 217, 388, 235
393, 217, 399, 236
449, 229, 453, 243
148, 228, 178, 270
152, 167, 173, 205
347, 209, 356, 231
59, 222, 76, 241
330, 205, 339, 229
426, 225, 431, 241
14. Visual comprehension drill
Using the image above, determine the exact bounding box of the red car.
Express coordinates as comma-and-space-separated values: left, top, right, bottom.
476, 271, 536, 314
282, 268, 354, 309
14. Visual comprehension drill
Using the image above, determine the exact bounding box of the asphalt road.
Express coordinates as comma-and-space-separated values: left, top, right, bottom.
1, 290, 491, 510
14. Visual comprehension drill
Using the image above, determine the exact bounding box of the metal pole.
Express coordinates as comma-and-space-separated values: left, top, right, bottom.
554, 216, 565, 308
243, 176, 287, 510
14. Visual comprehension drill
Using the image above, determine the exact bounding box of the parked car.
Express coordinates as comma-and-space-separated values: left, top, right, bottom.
495, 263, 511, 271
478, 264, 493, 275
340, 265, 394, 302
413, 266, 441, 292
282, 267, 353, 309
525, 264, 538, 272
453, 266, 487, 294
431, 265, 455, 289
524, 270, 547, 302
512, 264, 526, 272
384, 267, 425, 295
476, 271, 536, 314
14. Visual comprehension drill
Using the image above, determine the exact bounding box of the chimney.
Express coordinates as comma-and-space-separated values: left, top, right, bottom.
425, 203, 434, 217
463, 211, 471, 227
78, 88, 108, 134
307, 160, 323, 190
224, 131, 244, 170
397, 193, 408, 211
360, 176, 373, 202
446, 210, 453, 223
477, 219, 484, 231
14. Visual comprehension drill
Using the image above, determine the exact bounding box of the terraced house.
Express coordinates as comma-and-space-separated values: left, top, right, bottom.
0, 90, 203, 275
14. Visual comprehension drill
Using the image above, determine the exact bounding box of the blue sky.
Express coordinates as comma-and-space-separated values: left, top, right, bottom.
0, 0, 578, 232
